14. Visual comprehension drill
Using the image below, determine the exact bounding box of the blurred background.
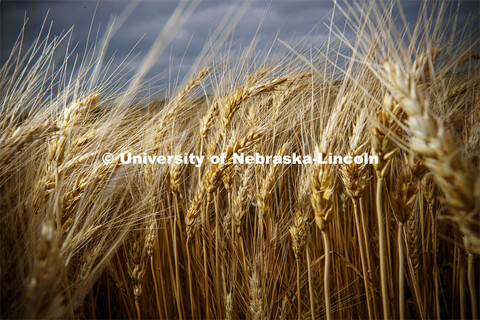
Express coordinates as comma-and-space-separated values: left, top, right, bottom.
1, 0, 479, 88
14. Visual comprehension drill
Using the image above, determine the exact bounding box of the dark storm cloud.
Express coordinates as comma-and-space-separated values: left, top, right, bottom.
1, 0, 478, 86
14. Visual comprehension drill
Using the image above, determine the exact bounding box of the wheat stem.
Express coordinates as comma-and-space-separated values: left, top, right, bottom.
322, 230, 332, 320
150, 256, 162, 318
467, 252, 477, 319
375, 176, 390, 319
460, 253, 466, 319
186, 239, 196, 318
135, 299, 141, 320
296, 258, 301, 319
398, 222, 405, 319
306, 247, 315, 320
353, 199, 373, 319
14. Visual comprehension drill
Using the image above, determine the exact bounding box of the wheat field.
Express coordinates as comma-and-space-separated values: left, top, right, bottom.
0, 1, 479, 319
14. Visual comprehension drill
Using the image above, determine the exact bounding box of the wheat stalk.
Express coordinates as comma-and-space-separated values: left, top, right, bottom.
340, 109, 373, 319
384, 62, 478, 253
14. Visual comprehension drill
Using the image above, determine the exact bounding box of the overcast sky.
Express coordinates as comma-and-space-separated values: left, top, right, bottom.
1, 0, 479, 87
